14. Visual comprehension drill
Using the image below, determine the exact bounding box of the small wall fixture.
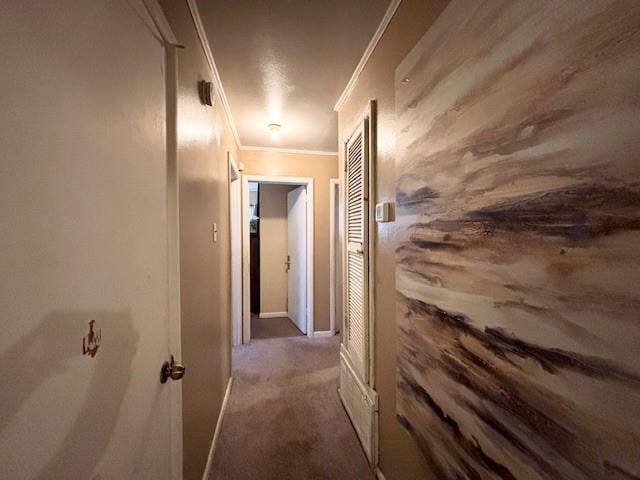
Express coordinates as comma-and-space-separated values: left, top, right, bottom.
198, 80, 215, 106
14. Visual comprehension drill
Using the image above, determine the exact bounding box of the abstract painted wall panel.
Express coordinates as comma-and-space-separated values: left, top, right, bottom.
394, 1, 640, 478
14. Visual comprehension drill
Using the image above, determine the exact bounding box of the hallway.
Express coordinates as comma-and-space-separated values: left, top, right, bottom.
210, 336, 373, 480
3, 0, 640, 478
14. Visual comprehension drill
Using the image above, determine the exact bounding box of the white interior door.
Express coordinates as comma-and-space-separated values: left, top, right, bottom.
0, 1, 179, 478
339, 112, 378, 465
287, 186, 308, 334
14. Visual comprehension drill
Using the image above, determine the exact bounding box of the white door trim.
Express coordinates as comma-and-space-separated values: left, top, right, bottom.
165, 44, 183, 480
329, 178, 340, 335
132, 3, 183, 476
228, 153, 242, 347
141, 0, 179, 46
136, 1, 183, 476
241, 175, 315, 343
154, 1, 183, 472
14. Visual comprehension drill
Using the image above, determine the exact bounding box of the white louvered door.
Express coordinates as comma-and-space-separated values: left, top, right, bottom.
339, 110, 378, 465
345, 119, 369, 383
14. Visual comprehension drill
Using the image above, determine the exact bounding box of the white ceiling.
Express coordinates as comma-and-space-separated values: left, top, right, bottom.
197, 0, 391, 152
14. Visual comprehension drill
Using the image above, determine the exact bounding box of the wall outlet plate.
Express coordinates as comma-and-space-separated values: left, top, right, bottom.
375, 202, 392, 223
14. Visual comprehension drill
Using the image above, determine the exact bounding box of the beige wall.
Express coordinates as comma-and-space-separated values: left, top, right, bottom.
239, 150, 339, 332
337, 1, 449, 479
259, 184, 291, 315
160, 1, 237, 479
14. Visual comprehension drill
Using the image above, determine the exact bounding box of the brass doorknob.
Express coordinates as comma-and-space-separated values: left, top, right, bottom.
160, 355, 186, 384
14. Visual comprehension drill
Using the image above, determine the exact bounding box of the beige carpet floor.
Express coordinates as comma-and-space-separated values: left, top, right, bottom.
209, 335, 374, 480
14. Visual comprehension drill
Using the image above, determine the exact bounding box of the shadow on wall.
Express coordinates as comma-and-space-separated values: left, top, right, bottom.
0, 309, 138, 479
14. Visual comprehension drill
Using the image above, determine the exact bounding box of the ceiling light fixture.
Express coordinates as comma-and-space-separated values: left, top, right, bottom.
268, 123, 281, 141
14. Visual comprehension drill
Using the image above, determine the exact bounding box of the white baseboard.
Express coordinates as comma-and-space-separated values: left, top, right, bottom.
258, 311, 288, 319
376, 467, 387, 480
313, 330, 335, 337
202, 377, 233, 480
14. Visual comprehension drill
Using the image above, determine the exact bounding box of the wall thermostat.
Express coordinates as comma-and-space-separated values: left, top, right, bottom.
375, 202, 392, 223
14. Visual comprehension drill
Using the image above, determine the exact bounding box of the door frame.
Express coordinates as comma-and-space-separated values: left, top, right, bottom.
145, 2, 184, 478
228, 154, 242, 347
329, 178, 340, 335
241, 175, 314, 343
165, 44, 183, 480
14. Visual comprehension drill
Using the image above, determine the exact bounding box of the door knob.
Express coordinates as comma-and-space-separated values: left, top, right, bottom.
160, 355, 186, 384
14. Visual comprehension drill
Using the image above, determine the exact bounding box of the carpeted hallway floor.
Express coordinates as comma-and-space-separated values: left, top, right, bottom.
250, 316, 304, 340
209, 335, 374, 480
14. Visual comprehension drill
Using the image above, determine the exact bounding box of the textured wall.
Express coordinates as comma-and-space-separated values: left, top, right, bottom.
395, 1, 640, 479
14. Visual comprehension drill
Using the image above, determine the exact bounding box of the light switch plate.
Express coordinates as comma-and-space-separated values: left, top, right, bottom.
375, 202, 392, 222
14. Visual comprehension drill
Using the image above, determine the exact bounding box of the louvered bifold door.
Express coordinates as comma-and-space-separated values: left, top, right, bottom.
345, 119, 369, 383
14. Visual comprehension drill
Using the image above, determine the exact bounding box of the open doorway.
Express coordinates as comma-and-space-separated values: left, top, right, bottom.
240, 176, 314, 343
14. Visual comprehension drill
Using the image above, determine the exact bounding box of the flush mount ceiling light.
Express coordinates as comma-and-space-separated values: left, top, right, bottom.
268, 123, 282, 141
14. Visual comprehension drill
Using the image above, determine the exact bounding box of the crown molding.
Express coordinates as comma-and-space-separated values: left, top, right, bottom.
240, 145, 338, 157
333, 0, 402, 112
186, 0, 241, 146
142, 0, 179, 46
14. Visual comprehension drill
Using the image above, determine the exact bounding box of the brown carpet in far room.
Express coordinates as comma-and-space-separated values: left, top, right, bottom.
209, 335, 374, 480
251, 316, 304, 340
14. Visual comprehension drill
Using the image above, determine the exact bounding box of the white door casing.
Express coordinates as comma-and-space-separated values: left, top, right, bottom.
329, 178, 341, 335
165, 42, 184, 480
287, 186, 308, 334
229, 155, 242, 346
241, 175, 314, 342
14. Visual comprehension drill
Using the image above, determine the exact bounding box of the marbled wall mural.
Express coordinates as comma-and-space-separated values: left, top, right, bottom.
394, 1, 640, 479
